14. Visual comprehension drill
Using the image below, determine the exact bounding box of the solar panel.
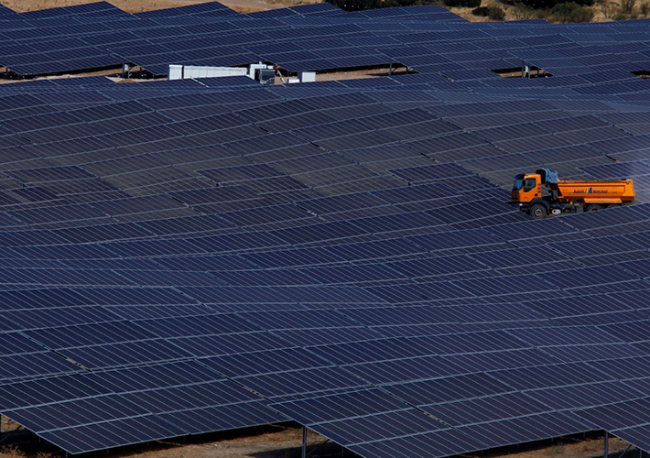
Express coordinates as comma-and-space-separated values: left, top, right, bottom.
1, 3, 650, 457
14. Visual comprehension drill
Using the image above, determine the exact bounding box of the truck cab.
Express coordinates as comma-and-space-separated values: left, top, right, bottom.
512, 173, 542, 204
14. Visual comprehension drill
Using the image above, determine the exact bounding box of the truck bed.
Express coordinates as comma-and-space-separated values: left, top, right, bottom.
555, 179, 635, 202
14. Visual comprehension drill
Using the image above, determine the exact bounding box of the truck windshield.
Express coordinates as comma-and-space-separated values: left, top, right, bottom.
512, 175, 524, 191
524, 178, 537, 192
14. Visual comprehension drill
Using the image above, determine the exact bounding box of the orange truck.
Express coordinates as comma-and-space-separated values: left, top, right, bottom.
511, 169, 635, 219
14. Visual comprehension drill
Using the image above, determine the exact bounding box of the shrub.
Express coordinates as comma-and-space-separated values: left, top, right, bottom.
474, 4, 505, 18
444, 0, 481, 8
640, 0, 649, 15
620, 0, 636, 13
549, 1, 594, 21
487, 4, 507, 18
510, 5, 542, 18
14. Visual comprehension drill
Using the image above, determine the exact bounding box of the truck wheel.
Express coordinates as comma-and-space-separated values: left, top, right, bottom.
529, 204, 547, 219
586, 204, 602, 212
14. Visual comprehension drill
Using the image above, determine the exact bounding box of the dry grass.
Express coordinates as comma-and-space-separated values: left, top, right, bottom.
0, 446, 26, 458
0, 446, 56, 458
1, 417, 19, 434
0, 0, 202, 13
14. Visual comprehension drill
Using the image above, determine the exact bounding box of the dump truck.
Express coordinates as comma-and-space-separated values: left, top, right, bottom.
511, 169, 635, 219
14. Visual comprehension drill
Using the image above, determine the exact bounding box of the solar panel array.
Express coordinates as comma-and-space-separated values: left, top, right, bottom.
0, 0, 649, 79
1, 1, 650, 457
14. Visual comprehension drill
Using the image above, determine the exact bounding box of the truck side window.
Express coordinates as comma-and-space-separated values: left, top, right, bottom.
523, 178, 537, 192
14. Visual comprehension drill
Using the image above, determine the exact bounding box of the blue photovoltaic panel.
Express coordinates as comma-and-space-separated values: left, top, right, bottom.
0, 3, 649, 458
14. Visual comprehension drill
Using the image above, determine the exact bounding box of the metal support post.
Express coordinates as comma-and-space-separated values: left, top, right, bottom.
605, 431, 609, 458
389, 61, 393, 76
302, 426, 307, 458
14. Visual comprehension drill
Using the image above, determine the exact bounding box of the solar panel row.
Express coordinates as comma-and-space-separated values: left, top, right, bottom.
0, 2, 650, 458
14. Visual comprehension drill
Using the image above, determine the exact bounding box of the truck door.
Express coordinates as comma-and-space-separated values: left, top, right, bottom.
517, 175, 539, 203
